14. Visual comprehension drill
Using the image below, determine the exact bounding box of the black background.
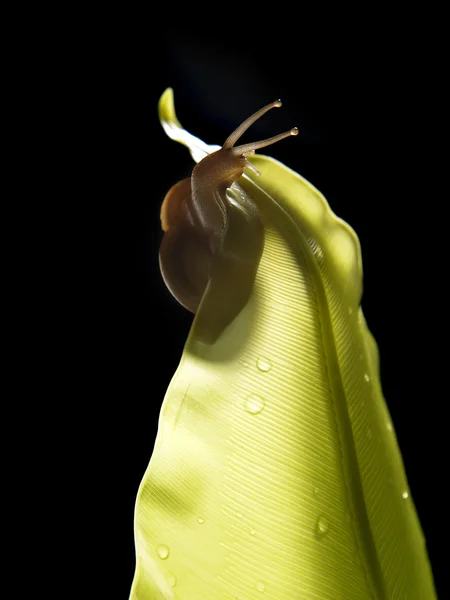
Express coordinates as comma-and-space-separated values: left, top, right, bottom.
61, 15, 445, 599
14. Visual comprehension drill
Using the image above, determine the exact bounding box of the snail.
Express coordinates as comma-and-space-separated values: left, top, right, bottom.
159, 100, 298, 331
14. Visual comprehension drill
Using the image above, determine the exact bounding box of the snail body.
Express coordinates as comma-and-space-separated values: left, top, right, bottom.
159, 101, 298, 318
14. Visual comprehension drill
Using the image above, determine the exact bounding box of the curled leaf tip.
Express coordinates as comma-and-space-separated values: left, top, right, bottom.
158, 87, 219, 162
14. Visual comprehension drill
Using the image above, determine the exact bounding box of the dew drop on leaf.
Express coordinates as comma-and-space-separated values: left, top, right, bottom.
245, 394, 265, 414
316, 516, 329, 536
157, 544, 170, 560
256, 356, 272, 372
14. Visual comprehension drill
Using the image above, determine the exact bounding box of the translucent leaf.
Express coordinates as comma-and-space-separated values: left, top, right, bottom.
129, 89, 436, 599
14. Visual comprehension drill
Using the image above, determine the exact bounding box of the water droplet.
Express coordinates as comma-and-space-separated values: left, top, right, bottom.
157, 544, 170, 560
240, 359, 249, 368
245, 394, 265, 414
316, 516, 329, 536
197, 517, 204, 524
236, 512, 243, 519
364, 373, 370, 382
168, 574, 177, 587
256, 356, 272, 372
348, 306, 353, 315
402, 491, 409, 499
256, 581, 265, 592
313, 487, 320, 496
386, 422, 393, 432
250, 529, 256, 535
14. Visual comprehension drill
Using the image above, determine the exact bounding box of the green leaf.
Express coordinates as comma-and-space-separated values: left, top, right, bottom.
129, 89, 436, 599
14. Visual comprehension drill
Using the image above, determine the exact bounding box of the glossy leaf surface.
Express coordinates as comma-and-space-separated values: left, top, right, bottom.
129, 89, 436, 599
